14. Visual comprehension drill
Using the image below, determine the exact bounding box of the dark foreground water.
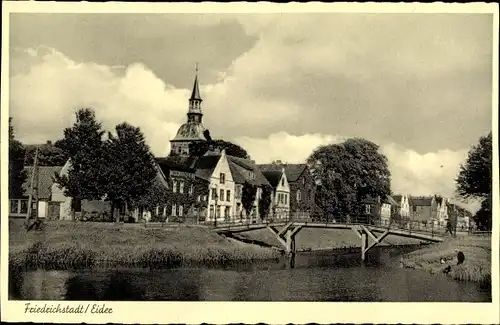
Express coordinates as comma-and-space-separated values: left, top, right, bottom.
9, 246, 491, 302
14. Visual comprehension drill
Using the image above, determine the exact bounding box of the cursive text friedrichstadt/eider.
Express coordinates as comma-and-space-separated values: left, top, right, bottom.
24, 303, 113, 314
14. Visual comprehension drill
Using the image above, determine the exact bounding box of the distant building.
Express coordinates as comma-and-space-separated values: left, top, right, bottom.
392, 193, 411, 218
169, 72, 207, 156
258, 165, 290, 220
408, 196, 437, 224
258, 162, 316, 219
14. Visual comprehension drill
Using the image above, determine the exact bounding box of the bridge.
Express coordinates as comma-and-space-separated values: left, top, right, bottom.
210, 216, 446, 260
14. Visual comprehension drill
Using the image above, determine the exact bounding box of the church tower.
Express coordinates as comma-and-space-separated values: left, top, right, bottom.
169, 66, 207, 156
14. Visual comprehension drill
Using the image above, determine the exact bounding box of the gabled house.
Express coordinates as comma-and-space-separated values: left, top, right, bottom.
258, 162, 316, 219
10, 165, 63, 219
228, 155, 271, 222
193, 149, 235, 223
409, 196, 437, 223
434, 195, 448, 226
392, 193, 412, 218
258, 165, 290, 220
361, 195, 399, 225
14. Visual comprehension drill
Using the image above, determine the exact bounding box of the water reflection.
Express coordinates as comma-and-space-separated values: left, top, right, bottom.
9, 247, 491, 302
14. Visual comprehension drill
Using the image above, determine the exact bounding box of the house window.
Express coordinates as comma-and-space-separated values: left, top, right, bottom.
219, 189, 225, 201
284, 194, 288, 205
10, 200, 19, 214
216, 205, 221, 218
224, 206, 230, 218
365, 204, 371, 214
226, 190, 231, 202
178, 205, 183, 217
302, 177, 305, 185
412, 206, 417, 212
197, 195, 201, 202
163, 206, 167, 216
297, 190, 302, 202
209, 205, 215, 218
211, 188, 217, 200
189, 184, 194, 195
172, 204, 177, 216
220, 173, 225, 184
179, 181, 184, 194
155, 206, 159, 216
203, 195, 207, 201
173, 181, 177, 193
20, 200, 29, 214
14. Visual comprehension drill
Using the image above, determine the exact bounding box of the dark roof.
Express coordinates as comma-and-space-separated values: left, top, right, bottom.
260, 170, 283, 188
190, 75, 202, 101
227, 156, 270, 187
410, 196, 433, 206
193, 155, 221, 181
283, 164, 308, 182
257, 163, 308, 183
155, 157, 195, 174
392, 195, 402, 203
22, 166, 63, 200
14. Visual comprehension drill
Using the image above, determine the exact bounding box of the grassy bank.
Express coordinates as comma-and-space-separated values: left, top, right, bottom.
236, 228, 425, 251
9, 220, 281, 270
401, 235, 491, 285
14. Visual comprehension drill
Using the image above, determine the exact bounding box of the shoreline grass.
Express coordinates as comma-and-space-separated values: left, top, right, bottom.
401, 235, 491, 285
8, 220, 281, 271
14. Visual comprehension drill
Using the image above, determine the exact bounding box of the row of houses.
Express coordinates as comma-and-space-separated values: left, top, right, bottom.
362, 194, 473, 229
9, 149, 316, 223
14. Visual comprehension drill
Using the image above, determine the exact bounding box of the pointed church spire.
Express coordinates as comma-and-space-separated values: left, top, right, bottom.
190, 63, 202, 101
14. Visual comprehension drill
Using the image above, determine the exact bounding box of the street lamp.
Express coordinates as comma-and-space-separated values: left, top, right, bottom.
213, 188, 218, 227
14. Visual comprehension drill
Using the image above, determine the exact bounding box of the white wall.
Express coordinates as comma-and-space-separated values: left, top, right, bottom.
51, 160, 72, 220
206, 151, 235, 222
273, 171, 290, 219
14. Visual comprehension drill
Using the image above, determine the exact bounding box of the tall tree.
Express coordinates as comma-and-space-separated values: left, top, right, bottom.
258, 185, 273, 220
307, 138, 391, 221
54, 108, 106, 219
241, 182, 257, 218
104, 122, 157, 222
8, 118, 27, 198
456, 132, 492, 230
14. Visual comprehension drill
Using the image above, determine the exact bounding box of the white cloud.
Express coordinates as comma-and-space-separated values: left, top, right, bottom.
9, 46, 188, 156
236, 132, 469, 197
8, 46, 476, 198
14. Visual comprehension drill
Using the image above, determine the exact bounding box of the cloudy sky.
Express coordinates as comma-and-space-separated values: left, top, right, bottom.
8, 13, 493, 199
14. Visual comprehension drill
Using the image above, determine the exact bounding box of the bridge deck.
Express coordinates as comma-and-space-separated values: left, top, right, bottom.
212, 220, 445, 242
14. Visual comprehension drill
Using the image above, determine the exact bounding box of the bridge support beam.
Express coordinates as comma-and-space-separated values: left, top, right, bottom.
360, 226, 390, 261
267, 224, 302, 254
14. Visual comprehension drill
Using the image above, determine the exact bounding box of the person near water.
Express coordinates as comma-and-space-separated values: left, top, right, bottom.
456, 249, 465, 265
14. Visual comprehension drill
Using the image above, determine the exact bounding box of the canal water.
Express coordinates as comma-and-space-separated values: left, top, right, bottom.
9, 246, 491, 302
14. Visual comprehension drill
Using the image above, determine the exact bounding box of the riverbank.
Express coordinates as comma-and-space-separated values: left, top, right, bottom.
8, 220, 281, 270
401, 235, 491, 285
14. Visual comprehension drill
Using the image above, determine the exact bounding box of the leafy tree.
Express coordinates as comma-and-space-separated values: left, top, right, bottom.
455, 132, 492, 230
104, 122, 157, 222
189, 139, 250, 159
258, 185, 273, 220
307, 138, 391, 221
54, 109, 106, 219
8, 118, 27, 198
131, 182, 169, 221
24, 140, 69, 166
241, 181, 257, 217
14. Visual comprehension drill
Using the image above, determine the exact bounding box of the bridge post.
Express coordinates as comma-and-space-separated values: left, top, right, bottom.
286, 228, 294, 254
361, 232, 368, 261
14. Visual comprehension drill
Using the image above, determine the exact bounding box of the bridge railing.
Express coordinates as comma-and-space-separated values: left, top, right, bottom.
205, 214, 474, 239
